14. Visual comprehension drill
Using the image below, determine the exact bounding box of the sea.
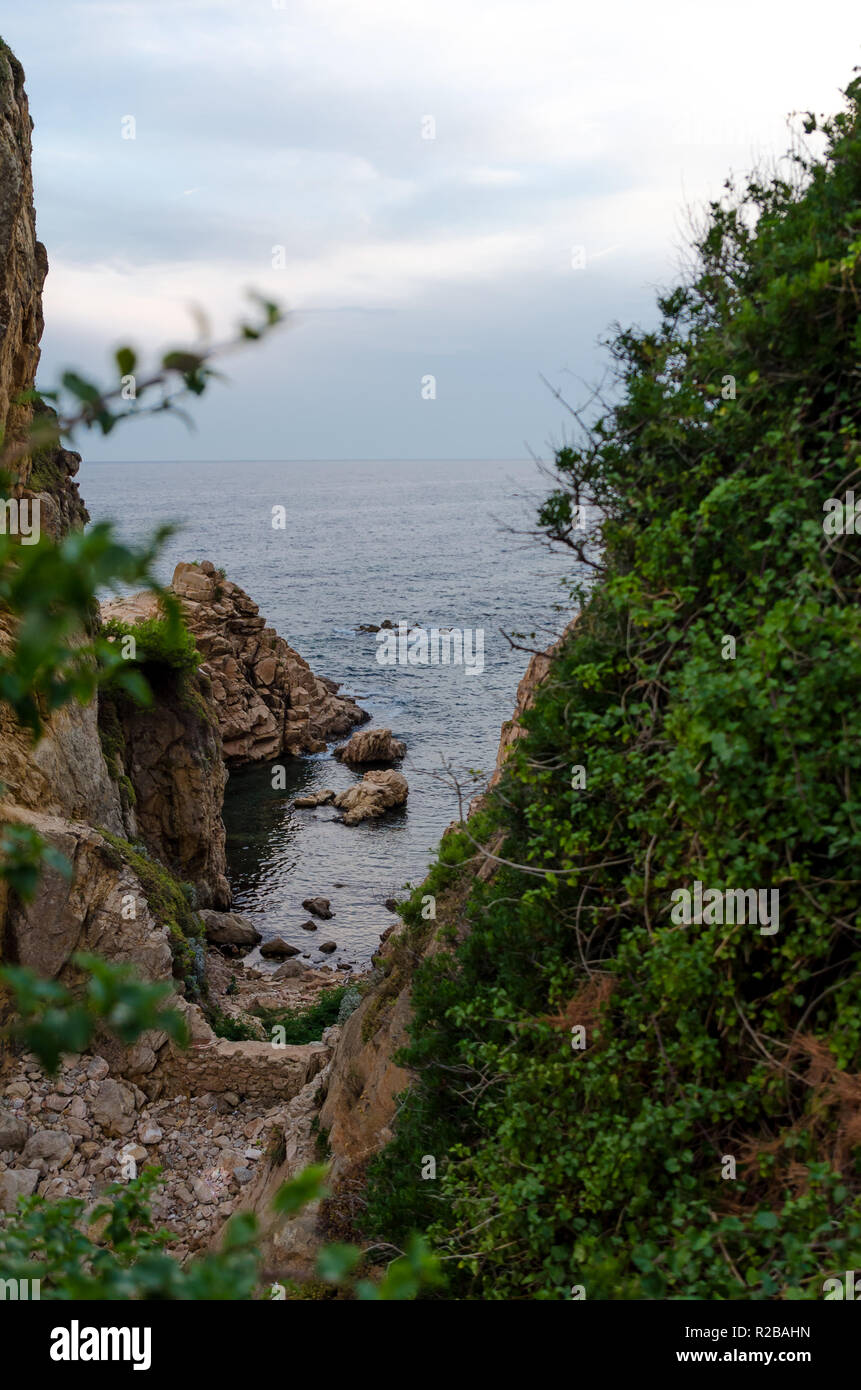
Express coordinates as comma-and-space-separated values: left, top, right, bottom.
79, 458, 575, 971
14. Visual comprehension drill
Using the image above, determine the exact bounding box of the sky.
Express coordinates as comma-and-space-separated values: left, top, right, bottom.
2, 0, 858, 462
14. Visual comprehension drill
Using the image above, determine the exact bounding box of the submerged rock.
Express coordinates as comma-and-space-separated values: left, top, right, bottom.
293, 789, 335, 808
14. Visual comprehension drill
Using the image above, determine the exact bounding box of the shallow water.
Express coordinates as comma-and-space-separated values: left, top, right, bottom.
80, 458, 575, 969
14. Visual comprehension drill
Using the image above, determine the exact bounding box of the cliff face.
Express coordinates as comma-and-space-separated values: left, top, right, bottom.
0, 49, 360, 1028
172, 561, 368, 762
0, 45, 86, 530
103, 561, 368, 766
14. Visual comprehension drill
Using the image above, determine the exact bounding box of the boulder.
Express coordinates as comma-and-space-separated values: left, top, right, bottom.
0, 1168, 39, 1211
293, 789, 335, 808
334, 728, 406, 765
260, 938, 300, 959
22, 1129, 75, 1169
200, 909, 262, 949
333, 770, 409, 826
91, 1078, 136, 1137
302, 897, 333, 920
0, 1113, 29, 1151
300, 920, 317, 932
272, 960, 307, 980
319, 942, 337, 955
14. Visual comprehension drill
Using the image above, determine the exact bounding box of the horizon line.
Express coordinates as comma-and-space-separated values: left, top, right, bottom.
80, 456, 540, 466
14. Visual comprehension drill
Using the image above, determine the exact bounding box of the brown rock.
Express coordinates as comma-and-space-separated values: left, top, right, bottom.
0, 1113, 29, 1151
168, 563, 368, 762
301, 897, 333, 920
260, 938, 300, 959
200, 909, 261, 949
333, 770, 409, 825
334, 728, 406, 764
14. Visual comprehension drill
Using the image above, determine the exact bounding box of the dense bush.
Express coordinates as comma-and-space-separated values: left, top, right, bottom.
364, 79, 861, 1298
101, 612, 201, 679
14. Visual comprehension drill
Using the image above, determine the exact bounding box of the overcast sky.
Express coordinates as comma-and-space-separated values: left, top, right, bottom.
3, 1, 857, 461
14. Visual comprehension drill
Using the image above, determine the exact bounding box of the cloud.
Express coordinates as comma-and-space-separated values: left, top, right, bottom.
2, 0, 856, 460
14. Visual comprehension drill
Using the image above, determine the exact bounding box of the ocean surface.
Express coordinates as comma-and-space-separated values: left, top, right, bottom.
80, 458, 575, 971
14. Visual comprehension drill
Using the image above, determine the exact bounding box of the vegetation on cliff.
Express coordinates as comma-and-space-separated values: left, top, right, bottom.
363, 77, 861, 1298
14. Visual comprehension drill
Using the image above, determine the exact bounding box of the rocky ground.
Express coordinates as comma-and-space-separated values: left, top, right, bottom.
0, 946, 363, 1258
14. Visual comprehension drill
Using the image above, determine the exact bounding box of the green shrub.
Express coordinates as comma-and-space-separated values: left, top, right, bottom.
256, 986, 348, 1044
364, 77, 861, 1299
101, 613, 201, 678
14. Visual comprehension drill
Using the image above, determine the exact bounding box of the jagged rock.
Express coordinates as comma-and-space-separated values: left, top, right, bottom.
293, 789, 335, 808
0, 1113, 29, 1150
334, 728, 406, 764
302, 897, 333, 919
333, 770, 409, 825
260, 938, 300, 959
168, 561, 368, 762
200, 909, 261, 949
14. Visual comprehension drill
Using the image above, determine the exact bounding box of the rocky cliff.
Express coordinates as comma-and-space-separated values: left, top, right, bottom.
103, 560, 367, 765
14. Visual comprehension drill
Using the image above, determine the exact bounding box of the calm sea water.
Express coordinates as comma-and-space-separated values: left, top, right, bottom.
80, 459, 574, 970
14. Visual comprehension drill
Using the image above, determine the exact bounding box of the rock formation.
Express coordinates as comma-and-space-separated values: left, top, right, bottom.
172, 561, 367, 761
333, 727, 406, 764
333, 769, 409, 825
0, 45, 87, 533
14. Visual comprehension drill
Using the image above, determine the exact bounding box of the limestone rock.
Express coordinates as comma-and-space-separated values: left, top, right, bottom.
334, 728, 406, 765
333, 770, 409, 825
96, 658, 231, 910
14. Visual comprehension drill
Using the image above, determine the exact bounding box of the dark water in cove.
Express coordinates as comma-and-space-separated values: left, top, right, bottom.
80, 459, 573, 971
